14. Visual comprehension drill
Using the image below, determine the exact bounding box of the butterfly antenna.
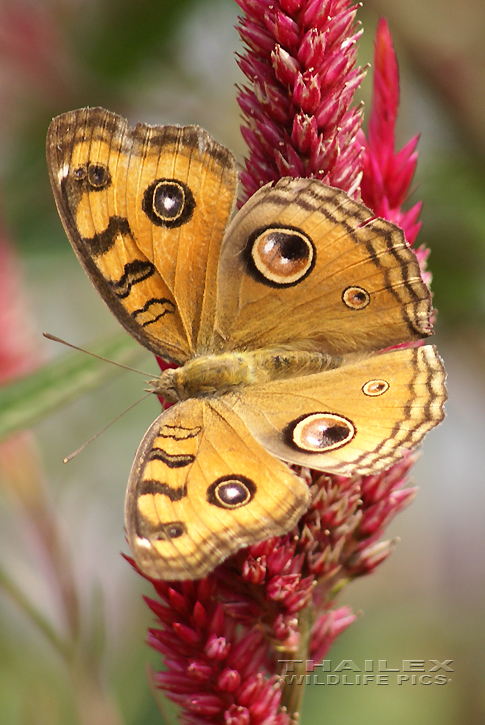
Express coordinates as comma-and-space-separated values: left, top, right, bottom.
63, 392, 153, 463
43, 332, 155, 376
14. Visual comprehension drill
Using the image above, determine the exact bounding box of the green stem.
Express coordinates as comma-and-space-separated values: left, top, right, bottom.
0, 562, 73, 661
279, 604, 314, 721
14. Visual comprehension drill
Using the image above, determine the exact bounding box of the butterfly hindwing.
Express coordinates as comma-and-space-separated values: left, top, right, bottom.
47, 108, 237, 364
225, 347, 446, 476
213, 178, 432, 355
125, 398, 311, 580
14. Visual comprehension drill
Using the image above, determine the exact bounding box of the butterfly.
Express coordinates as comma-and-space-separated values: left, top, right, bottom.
46, 107, 446, 581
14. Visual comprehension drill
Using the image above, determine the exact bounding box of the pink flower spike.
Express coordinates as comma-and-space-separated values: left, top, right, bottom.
236, 0, 365, 204
368, 18, 400, 164
139, 6, 439, 725
360, 17, 425, 254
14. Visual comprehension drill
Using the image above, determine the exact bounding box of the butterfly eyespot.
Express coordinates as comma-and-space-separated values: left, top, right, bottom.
162, 522, 186, 539
136, 505, 187, 539
246, 226, 315, 287
73, 165, 87, 180
342, 286, 370, 309
362, 379, 389, 396
289, 413, 355, 452
87, 162, 111, 189
148, 521, 186, 541
142, 178, 195, 228
207, 475, 256, 509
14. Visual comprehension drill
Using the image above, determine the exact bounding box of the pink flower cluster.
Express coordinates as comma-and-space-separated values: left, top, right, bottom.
359, 19, 422, 243
236, 0, 365, 203
142, 573, 291, 725
358, 18, 430, 286
138, 456, 417, 723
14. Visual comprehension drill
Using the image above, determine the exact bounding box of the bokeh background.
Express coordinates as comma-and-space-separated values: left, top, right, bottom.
0, 0, 484, 723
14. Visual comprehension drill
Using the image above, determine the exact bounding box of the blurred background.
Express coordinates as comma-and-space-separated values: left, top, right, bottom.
0, 0, 484, 723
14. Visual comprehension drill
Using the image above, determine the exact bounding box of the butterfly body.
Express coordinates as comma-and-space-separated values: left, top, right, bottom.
47, 107, 446, 580
152, 348, 340, 402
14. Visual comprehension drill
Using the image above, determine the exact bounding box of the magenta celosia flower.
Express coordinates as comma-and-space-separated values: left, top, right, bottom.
141, 4, 430, 723
236, 0, 365, 204
359, 18, 421, 242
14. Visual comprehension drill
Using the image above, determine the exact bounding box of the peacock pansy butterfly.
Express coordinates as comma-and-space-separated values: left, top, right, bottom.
47, 108, 446, 580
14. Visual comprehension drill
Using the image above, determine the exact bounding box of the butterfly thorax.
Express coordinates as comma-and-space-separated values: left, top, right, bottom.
151, 349, 342, 403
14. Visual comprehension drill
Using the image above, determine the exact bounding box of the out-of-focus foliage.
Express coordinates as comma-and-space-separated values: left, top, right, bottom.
1, 0, 208, 253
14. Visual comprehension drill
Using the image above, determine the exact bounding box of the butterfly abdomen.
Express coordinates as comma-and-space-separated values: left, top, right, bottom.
152, 349, 343, 402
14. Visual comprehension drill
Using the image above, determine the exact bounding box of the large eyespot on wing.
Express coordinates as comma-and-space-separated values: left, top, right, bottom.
213, 177, 432, 355
125, 399, 311, 581
47, 107, 237, 363
244, 225, 316, 287
206, 475, 256, 508
142, 179, 196, 228
287, 413, 356, 452
226, 346, 446, 477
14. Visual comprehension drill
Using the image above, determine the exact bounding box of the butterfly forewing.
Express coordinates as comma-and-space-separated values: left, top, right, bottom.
47, 108, 237, 364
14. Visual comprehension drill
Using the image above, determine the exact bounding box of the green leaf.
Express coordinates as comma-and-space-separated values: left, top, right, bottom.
0, 334, 151, 442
